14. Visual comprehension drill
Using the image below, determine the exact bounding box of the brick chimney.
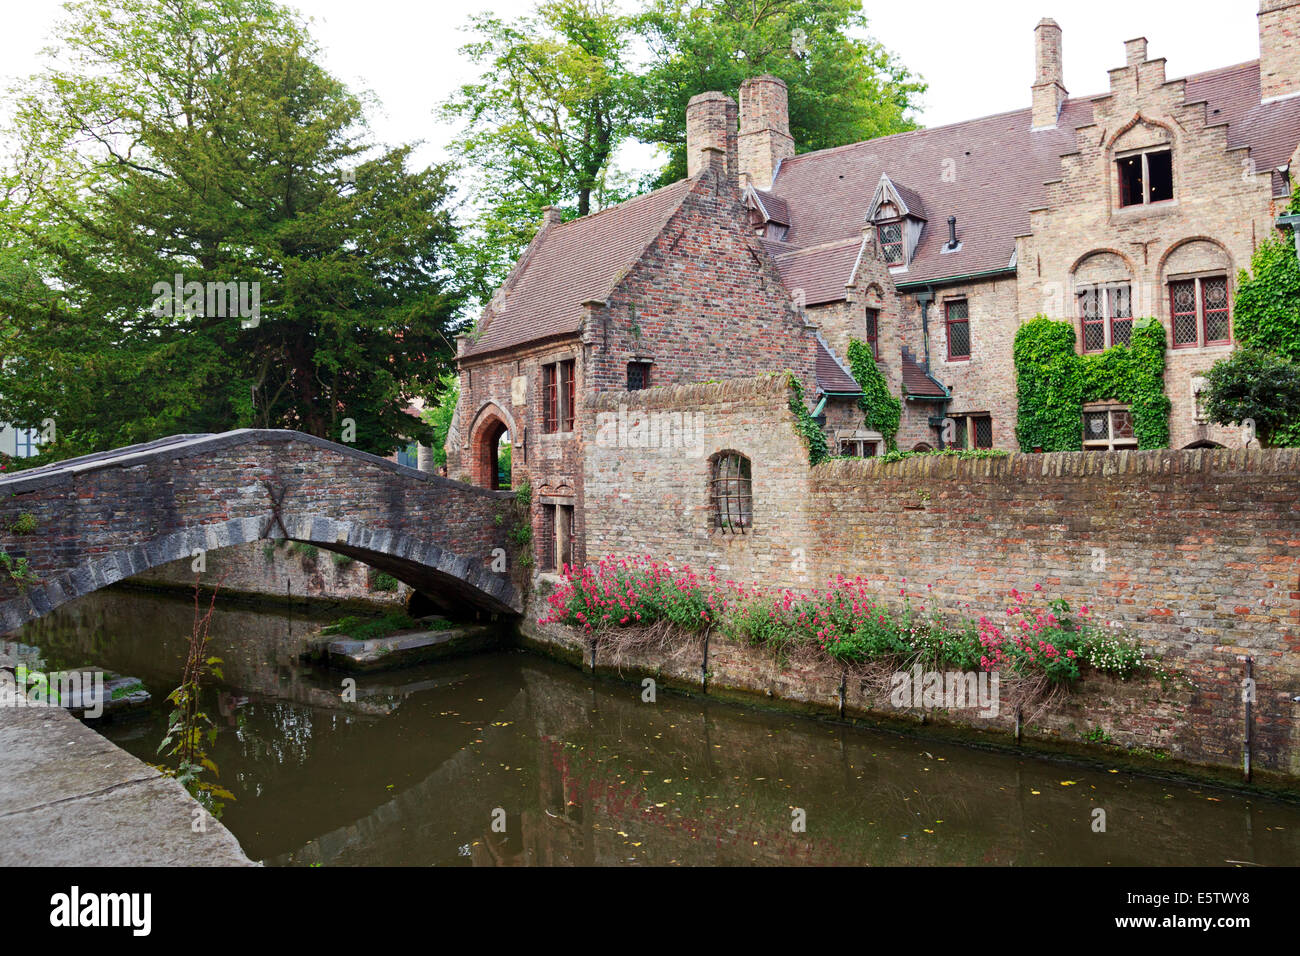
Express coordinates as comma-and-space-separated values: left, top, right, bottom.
738, 75, 795, 190
1260, 0, 1300, 103
1031, 18, 1067, 130
686, 91, 737, 180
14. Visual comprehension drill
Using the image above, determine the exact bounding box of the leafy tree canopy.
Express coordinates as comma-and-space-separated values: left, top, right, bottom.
443, 0, 924, 307
0, 0, 464, 464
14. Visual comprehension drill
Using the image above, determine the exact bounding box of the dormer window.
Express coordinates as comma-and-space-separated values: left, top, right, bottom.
877, 222, 904, 265
867, 173, 925, 270
1117, 148, 1173, 207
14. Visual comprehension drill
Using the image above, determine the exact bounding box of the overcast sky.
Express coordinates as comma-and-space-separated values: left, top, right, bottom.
0, 0, 1268, 177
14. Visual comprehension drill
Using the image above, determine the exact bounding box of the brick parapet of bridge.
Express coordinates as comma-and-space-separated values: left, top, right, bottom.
0, 430, 522, 635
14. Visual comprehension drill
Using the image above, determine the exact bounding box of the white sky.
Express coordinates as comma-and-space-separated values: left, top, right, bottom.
0, 0, 1268, 178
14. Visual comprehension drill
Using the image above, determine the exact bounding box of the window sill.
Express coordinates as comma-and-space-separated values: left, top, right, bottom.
538, 430, 576, 440
1113, 199, 1177, 219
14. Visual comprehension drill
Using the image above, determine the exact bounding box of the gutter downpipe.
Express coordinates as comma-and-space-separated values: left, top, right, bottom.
915, 286, 935, 372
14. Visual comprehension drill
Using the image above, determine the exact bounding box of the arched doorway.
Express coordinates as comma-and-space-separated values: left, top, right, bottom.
476, 418, 511, 490
468, 404, 516, 491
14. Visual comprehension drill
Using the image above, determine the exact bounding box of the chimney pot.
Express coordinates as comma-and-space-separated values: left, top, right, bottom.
947, 216, 958, 249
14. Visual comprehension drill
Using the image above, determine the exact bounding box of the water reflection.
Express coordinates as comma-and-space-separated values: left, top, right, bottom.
14, 587, 1300, 866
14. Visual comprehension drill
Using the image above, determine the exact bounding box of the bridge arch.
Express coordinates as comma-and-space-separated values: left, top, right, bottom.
0, 430, 522, 636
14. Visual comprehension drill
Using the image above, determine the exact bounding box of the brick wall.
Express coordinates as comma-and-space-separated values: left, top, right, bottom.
572, 373, 1300, 779
453, 160, 820, 571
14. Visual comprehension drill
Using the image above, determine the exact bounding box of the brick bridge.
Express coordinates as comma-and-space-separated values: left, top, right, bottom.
0, 430, 522, 636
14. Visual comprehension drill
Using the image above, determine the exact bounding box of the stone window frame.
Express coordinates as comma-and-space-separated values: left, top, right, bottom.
836, 429, 884, 458
1168, 272, 1232, 350
1081, 402, 1138, 451
1116, 145, 1174, 208
1077, 282, 1133, 354
942, 412, 992, 450
709, 450, 753, 534
537, 498, 576, 572
944, 298, 971, 362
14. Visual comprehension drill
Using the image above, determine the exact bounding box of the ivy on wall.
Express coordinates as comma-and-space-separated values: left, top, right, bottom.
846, 339, 901, 451
1013, 315, 1171, 452
786, 372, 830, 466
1233, 235, 1300, 361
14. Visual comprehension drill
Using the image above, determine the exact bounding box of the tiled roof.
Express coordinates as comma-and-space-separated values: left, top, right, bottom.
763, 59, 1300, 294
901, 348, 948, 398
767, 238, 863, 306
814, 337, 861, 394
889, 180, 927, 220
462, 180, 693, 358
750, 188, 790, 225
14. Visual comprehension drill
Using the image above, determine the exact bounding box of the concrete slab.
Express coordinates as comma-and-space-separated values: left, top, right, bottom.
0, 705, 255, 866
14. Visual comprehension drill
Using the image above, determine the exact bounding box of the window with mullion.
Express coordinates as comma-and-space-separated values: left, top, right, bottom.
1078, 284, 1132, 353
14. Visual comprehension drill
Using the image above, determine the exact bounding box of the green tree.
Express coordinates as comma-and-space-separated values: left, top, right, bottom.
637, 0, 925, 185
442, 0, 925, 308
442, 0, 641, 306
420, 372, 460, 468
1200, 232, 1300, 445
0, 0, 463, 464
1202, 348, 1300, 447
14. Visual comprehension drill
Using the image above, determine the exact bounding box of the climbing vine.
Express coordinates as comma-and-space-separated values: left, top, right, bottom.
1014, 315, 1170, 452
786, 373, 829, 466
846, 339, 901, 451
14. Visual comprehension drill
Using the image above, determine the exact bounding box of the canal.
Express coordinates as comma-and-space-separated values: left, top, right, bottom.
12, 587, 1300, 866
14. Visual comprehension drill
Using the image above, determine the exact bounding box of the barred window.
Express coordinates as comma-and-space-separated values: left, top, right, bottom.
541, 358, 577, 432
710, 452, 752, 533
627, 361, 652, 391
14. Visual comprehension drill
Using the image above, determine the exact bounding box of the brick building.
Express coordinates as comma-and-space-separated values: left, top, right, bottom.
449, 4, 1300, 571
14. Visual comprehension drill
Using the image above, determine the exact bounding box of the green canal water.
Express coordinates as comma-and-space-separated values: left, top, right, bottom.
13, 586, 1300, 866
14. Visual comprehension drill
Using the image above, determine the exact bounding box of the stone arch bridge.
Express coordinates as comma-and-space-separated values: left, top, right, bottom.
0, 430, 523, 636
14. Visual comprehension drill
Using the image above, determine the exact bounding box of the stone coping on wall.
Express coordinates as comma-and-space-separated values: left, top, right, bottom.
814, 446, 1300, 481
0, 428, 515, 499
